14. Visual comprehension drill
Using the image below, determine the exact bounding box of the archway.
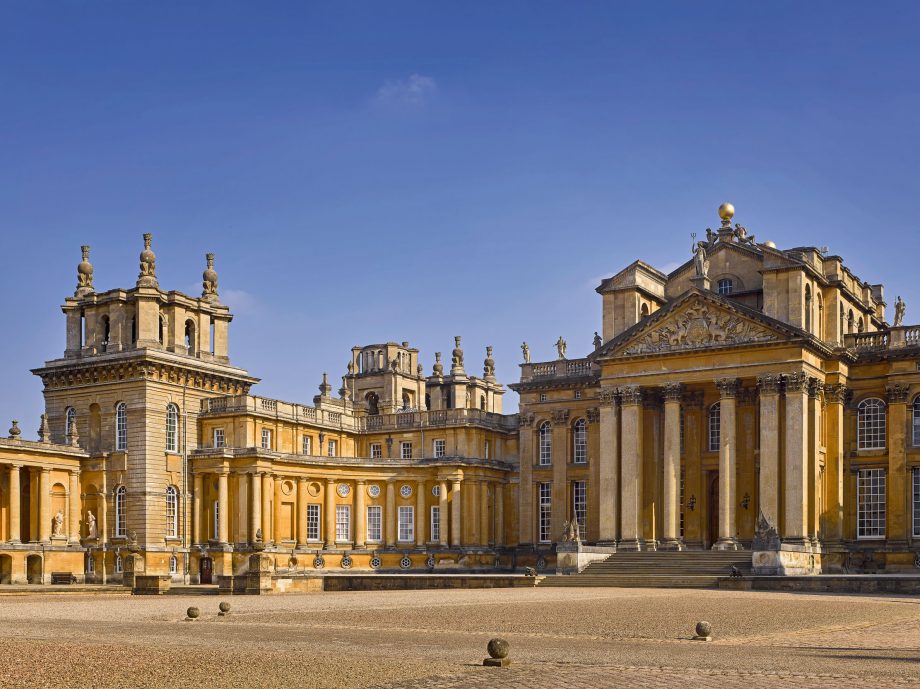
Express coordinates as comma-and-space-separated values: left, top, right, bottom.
199, 557, 213, 585
26, 554, 42, 584
0, 555, 11, 584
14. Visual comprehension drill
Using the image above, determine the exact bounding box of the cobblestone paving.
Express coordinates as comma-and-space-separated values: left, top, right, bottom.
0, 587, 918, 688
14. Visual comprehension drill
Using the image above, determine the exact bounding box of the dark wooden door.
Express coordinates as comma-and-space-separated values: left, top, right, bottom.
199, 557, 213, 584
708, 475, 719, 548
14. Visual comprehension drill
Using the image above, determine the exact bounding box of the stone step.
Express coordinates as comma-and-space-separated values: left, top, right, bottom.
539, 575, 721, 588
164, 585, 220, 596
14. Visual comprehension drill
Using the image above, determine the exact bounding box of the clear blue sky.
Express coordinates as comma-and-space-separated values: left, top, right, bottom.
1, 1, 918, 433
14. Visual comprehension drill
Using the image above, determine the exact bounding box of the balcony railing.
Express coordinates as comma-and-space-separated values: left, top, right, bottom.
201, 395, 359, 430
844, 325, 919, 352
519, 357, 599, 384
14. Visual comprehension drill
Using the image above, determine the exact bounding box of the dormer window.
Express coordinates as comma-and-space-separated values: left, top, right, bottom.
717, 278, 733, 295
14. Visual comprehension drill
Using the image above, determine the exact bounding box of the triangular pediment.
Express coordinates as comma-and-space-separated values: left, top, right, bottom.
597, 291, 799, 359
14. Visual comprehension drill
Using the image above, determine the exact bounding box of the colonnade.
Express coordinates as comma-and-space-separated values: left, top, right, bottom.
2, 464, 82, 544
192, 469, 506, 550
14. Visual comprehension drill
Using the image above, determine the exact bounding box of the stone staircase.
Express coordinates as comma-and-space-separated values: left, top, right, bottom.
539, 550, 752, 588
163, 584, 220, 595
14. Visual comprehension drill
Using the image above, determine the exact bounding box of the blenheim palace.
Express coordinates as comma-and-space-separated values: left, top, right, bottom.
1, 204, 919, 587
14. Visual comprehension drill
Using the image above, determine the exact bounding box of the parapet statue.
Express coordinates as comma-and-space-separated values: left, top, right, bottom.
692, 240, 709, 278
593, 331, 602, 350
521, 342, 530, 363
894, 296, 906, 327
555, 336, 567, 360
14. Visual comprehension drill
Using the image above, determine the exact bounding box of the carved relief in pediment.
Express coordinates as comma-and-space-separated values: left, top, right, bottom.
622, 300, 777, 355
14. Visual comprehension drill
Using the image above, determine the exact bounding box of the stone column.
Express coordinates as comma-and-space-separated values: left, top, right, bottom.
273, 475, 284, 544
324, 478, 336, 548
757, 374, 781, 530
296, 476, 307, 547
8, 464, 21, 543
783, 372, 810, 544
68, 470, 81, 544
450, 478, 462, 547
385, 479, 396, 547
250, 472, 263, 544
261, 474, 273, 544
480, 480, 491, 546
438, 480, 449, 547
682, 394, 704, 549
38, 468, 51, 543
415, 480, 427, 546
661, 383, 683, 550
217, 470, 229, 544
619, 386, 645, 550
823, 384, 848, 543
598, 388, 619, 544
517, 419, 534, 545
355, 480, 366, 548
714, 378, 740, 550
807, 380, 822, 545
191, 474, 202, 545
886, 383, 910, 546
494, 482, 505, 546
236, 472, 249, 544
551, 410, 569, 544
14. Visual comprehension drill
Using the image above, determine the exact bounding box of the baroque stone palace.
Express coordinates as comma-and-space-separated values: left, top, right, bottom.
1, 204, 919, 586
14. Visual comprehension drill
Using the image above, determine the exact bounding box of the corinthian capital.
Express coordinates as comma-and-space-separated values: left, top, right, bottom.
599, 386, 618, 407
886, 383, 910, 404
823, 384, 851, 405
715, 377, 739, 398
620, 385, 643, 406
662, 382, 683, 403
783, 371, 809, 393
757, 373, 781, 395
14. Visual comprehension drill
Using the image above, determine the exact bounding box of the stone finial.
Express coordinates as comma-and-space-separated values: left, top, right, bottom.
416, 363, 423, 376
450, 337, 464, 375
38, 414, 51, 443
318, 372, 333, 397
75, 245, 95, 297
202, 252, 219, 302
8, 420, 21, 440
432, 352, 443, 376
483, 346, 496, 380
137, 233, 158, 287
339, 376, 350, 401
66, 417, 79, 446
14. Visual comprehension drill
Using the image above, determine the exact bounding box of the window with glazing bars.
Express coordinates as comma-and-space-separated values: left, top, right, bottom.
306, 504, 320, 541
538, 483, 552, 543
367, 505, 382, 542
857, 468, 886, 538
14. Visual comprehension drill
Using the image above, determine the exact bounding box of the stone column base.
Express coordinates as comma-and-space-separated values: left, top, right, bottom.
659, 538, 685, 551
712, 537, 741, 551
618, 539, 651, 552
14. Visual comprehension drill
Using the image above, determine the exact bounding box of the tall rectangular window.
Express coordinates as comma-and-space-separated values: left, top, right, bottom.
370, 443, 382, 458
328, 439, 337, 457
115, 403, 127, 451
484, 440, 490, 459
306, 504, 320, 541
213, 428, 225, 448
573, 419, 587, 464
302, 435, 312, 455
573, 480, 587, 539
433, 439, 446, 458
857, 468, 886, 539
261, 428, 271, 449
398, 505, 414, 542
401, 442, 413, 459
708, 403, 721, 452
912, 399, 920, 447
430, 506, 440, 542
913, 469, 920, 538
335, 505, 351, 542
538, 483, 552, 543
367, 505, 382, 542
213, 500, 220, 540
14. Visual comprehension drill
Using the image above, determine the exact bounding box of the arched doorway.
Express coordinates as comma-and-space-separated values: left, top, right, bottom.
708, 474, 719, 548
199, 557, 213, 585
26, 554, 42, 584
0, 555, 12, 584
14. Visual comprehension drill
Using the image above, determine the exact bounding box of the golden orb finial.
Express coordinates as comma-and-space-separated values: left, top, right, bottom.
718, 202, 735, 221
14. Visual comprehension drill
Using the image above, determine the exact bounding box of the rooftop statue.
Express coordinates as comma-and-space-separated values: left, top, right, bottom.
894, 295, 906, 327
521, 342, 530, 363
555, 336, 567, 359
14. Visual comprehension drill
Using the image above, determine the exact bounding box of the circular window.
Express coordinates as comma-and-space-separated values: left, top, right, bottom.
431, 485, 441, 497
313, 556, 325, 569
425, 555, 435, 569
368, 484, 381, 498
370, 556, 381, 569
400, 556, 412, 569
336, 483, 351, 498
400, 484, 412, 499
340, 555, 352, 569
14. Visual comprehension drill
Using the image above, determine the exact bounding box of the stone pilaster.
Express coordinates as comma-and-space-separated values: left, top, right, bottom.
597, 387, 619, 545
782, 372, 810, 544
192, 473, 202, 545
38, 468, 51, 543
450, 479, 462, 547
438, 480, 449, 547
713, 378, 740, 550
823, 384, 849, 544
296, 476, 307, 547
757, 374, 781, 531
661, 383, 684, 550
517, 414, 534, 546
355, 480, 367, 548
7, 464, 21, 543
619, 386, 645, 550
324, 478, 336, 548
217, 469, 229, 545
68, 470, 81, 544
886, 383, 910, 546
385, 479, 396, 547
261, 474, 273, 545
416, 479, 427, 547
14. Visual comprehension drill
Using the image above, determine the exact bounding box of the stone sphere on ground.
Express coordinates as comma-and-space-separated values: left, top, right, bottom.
186, 606, 200, 619
219, 601, 231, 613
487, 638, 509, 659
695, 621, 712, 637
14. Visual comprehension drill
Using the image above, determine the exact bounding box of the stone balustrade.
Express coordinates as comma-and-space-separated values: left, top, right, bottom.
845, 325, 920, 352
519, 357, 599, 383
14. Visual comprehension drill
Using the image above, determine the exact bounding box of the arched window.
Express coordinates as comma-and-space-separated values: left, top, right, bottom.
114, 554, 123, 574
65, 407, 76, 436
817, 293, 824, 339
912, 396, 920, 447
857, 398, 886, 450
100, 315, 110, 352
366, 392, 379, 416
573, 418, 587, 464
480, 395, 486, 411
640, 303, 650, 317
839, 304, 845, 340
538, 421, 552, 465
165, 486, 178, 538
166, 403, 179, 453
169, 555, 178, 574
804, 285, 812, 332
115, 485, 126, 537
158, 314, 165, 345
857, 317, 865, 333
717, 278, 733, 295
708, 402, 721, 452
848, 309, 854, 334
184, 319, 196, 355
115, 402, 127, 451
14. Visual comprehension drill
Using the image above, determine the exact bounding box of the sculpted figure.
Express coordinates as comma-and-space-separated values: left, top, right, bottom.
86, 511, 97, 539
894, 296, 906, 327
593, 331, 602, 350
521, 342, 531, 363
555, 336, 567, 359
52, 510, 64, 537
692, 241, 709, 278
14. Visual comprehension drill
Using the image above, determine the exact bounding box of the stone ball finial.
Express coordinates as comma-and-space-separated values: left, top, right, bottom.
433, 352, 443, 376
718, 202, 735, 221
8, 420, 21, 439
202, 252, 219, 301
487, 638, 509, 659
137, 233, 158, 286
75, 245, 95, 296
185, 606, 200, 621
218, 601, 231, 616
693, 620, 713, 641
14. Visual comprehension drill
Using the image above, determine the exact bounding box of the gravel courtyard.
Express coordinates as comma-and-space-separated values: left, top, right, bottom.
1, 587, 919, 688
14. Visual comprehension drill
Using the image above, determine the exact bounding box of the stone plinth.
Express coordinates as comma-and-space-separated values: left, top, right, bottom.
133, 574, 171, 595
555, 543, 617, 575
